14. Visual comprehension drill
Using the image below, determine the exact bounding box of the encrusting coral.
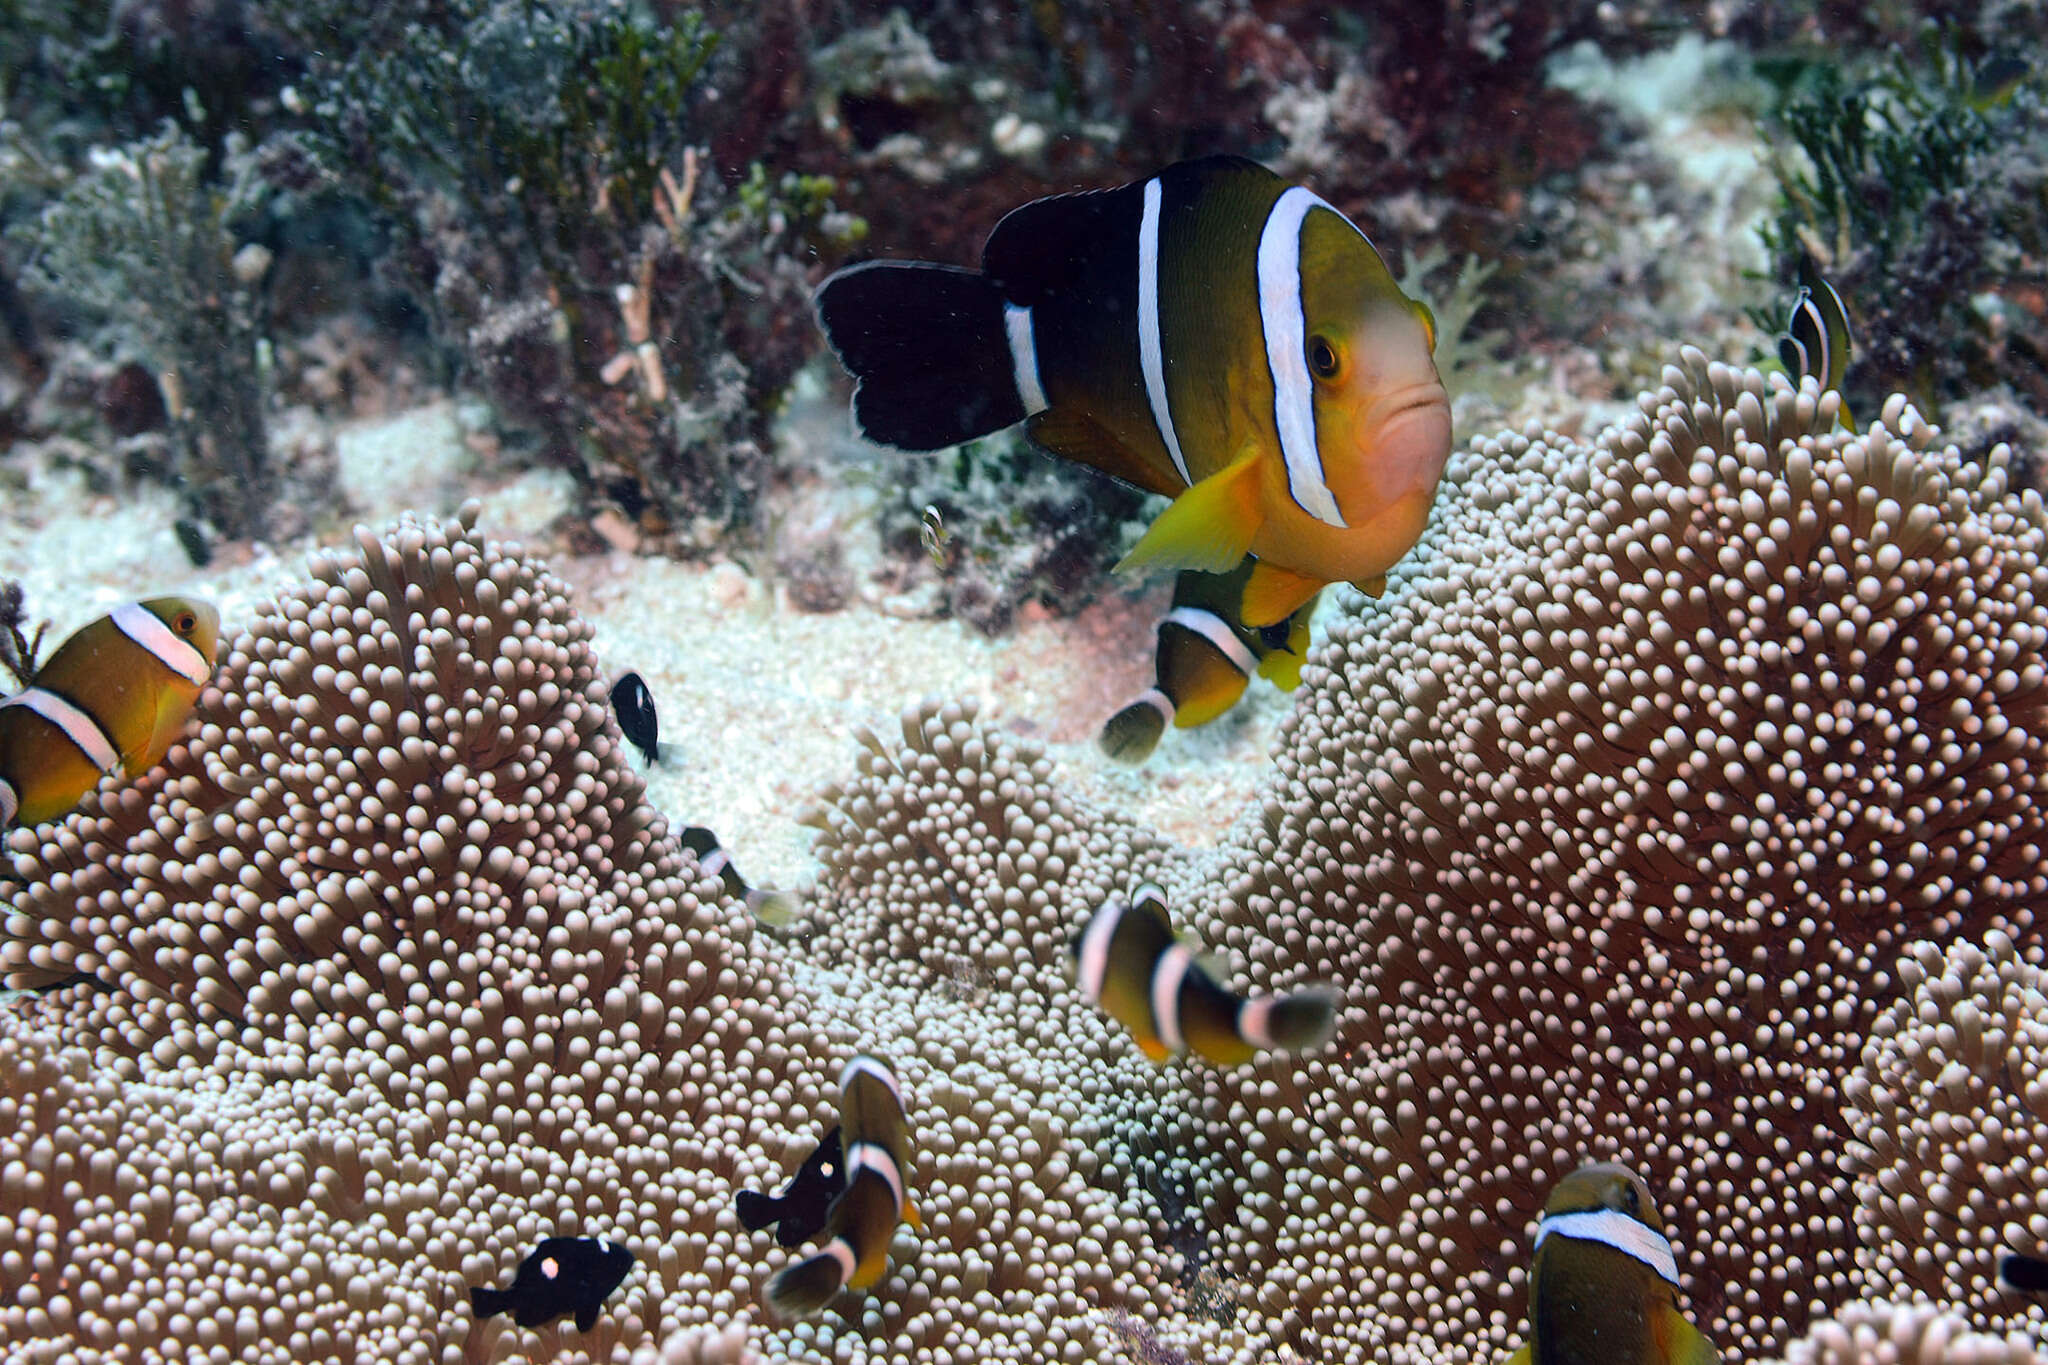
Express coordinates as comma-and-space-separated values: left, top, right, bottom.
9, 344, 2048, 1364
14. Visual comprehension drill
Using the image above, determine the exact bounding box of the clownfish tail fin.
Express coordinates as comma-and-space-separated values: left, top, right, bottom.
814, 261, 1030, 452
1239, 986, 1338, 1055
1099, 689, 1172, 764
766, 1245, 850, 1320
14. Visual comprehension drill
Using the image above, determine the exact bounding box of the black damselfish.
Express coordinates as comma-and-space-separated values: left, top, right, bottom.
611, 671, 659, 766
470, 1235, 633, 1333
736, 1125, 846, 1247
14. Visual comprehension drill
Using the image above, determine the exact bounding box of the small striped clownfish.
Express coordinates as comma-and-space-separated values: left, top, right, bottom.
1072, 884, 1336, 1066
1505, 1163, 1720, 1365
814, 154, 1452, 628
765, 1055, 922, 1319
1776, 252, 1854, 427
1100, 554, 1318, 764
0, 596, 220, 829
680, 825, 802, 929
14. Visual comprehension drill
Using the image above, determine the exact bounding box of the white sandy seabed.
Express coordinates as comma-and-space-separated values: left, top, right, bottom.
0, 399, 1292, 904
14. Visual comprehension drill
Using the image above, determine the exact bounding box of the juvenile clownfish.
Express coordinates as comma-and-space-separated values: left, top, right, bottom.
680, 825, 802, 929
1505, 1163, 1719, 1365
1776, 253, 1854, 426
1072, 884, 1336, 1066
736, 1125, 846, 1248
470, 1235, 633, 1333
611, 671, 659, 766
765, 1055, 921, 1319
1100, 554, 1318, 764
0, 596, 220, 829
814, 154, 1453, 628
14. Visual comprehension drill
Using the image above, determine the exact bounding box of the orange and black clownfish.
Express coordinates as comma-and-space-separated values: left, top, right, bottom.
1100, 554, 1319, 764
765, 1055, 921, 1319
814, 154, 1452, 628
1504, 1163, 1719, 1365
0, 596, 220, 829
1072, 884, 1337, 1066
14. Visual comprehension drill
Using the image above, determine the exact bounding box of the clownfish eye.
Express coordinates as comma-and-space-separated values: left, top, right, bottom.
1614, 1179, 1640, 1217
1308, 336, 1340, 380
174, 611, 197, 634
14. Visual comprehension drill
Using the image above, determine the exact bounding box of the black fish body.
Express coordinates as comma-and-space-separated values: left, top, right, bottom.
470, 1235, 633, 1333
736, 1126, 845, 1247
611, 671, 659, 766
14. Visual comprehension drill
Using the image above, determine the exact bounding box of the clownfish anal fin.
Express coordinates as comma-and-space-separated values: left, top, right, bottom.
1241, 560, 1326, 629
1114, 447, 1264, 581
1026, 410, 1180, 498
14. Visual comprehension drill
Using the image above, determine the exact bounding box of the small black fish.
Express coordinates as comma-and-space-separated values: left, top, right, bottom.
735, 1125, 845, 1247
2000, 1252, 2048, 1294
681, 825, 801, 928
612, 671, 659, 766
470, 1235, 633, 1333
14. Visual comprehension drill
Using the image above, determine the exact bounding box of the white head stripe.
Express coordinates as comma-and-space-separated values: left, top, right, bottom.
0, 777, 17, 827
697, 847, 730, 879
1256, 187, 1346, 528
1136, 178, 1193, 488
1236, 996, 1276, 1050
3, 688, 121, 773
840, 1055, 903, 1109
1535, 1208, 1679, 1285
1004, 303, 1048, 415
111, 602, 212, 686
845, 1139, 906, 1213
1162, 606, 1259, 677
1150, 943, 1194, 1055
1133, 687, 1175, 724
1075, 901, 1122, 1002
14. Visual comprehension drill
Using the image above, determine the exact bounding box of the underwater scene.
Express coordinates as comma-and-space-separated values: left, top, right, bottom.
4, 1, 2048, 1362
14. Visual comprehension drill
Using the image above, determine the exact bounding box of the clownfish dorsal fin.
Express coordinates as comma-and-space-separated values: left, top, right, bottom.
1114, 446, 1264, 581
1241, 560, 1326, 629
1026, 410, 1180, 499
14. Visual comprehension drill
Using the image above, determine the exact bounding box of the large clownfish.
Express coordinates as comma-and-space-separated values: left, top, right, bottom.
1073, 884, 1336, 1066
0, 596, 220, 829
814, 154, 1453, 628
1505, 1163, 1720, 1365
765, 1054, 921, 1319
1100, 553, 1318, 764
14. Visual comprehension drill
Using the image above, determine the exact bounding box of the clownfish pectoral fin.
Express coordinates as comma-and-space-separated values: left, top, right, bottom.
1113, 447, 1264, 581
1354, 573, 1388, 598
1241, 561, 1326, 629
1655, 1303, 1721, 1365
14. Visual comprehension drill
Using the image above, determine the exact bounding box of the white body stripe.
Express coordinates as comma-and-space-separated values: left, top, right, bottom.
1075, 901, 1123, 1003
1162, 606, 1259, 677
1534, 1208, 1680, 1285
845, 1139, 907, 1214
111, 602, 211, 685
1236, 996, 1277, 1050
697, 847, 731, 879
1132, 882, 1169, 914
819, 1237, 858, 1283
1004, 304, 1048, 415
1150, 942, 1195, 1055
1136, 178, 1193, 487
0, 777, 17, 827
2, 688, 121, 773
1256, 187, 1347, 528
841, 1054, 904, 1108
1132, 687, 1174, 725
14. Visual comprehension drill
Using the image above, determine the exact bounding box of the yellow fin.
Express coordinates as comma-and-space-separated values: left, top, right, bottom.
1136, 1036, 1173, 1064
1354, 573, 1388, 598
1242, 561, 1326, 628
1501, 1346, 1531, 1365
902, 1199, 922, 1232
1658, 1305, 1721, 1365
1114, 448, 1264, 580
1255, 647, 1305, 692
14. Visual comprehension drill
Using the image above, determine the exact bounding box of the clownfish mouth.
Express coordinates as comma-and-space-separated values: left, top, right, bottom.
1361, 380, 1454, 496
